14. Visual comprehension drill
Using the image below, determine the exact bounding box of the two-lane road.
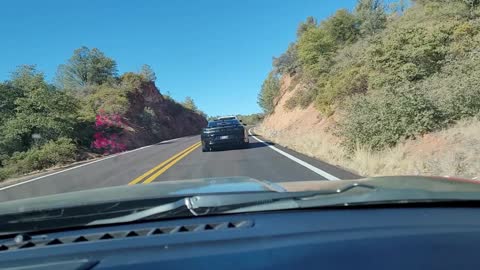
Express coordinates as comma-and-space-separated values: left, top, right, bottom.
0, 132, 359, 202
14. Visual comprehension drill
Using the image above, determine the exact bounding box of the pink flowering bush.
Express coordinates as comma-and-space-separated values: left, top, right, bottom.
91, 111, 127, 154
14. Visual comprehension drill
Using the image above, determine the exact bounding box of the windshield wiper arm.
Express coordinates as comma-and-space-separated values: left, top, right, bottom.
88, 183, 375, 226
88, 198, 194, 226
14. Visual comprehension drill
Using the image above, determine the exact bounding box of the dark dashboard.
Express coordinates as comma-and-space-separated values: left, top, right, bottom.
1, 207, 479, 269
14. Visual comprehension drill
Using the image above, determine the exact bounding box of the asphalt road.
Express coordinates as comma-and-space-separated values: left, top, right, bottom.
0, 132, 359, 202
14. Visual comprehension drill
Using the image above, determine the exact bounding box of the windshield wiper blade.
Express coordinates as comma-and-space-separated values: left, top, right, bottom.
87, 183, 375, 226
88, 198, 192, 226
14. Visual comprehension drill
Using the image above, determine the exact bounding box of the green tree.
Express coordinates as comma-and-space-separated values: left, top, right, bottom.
0, 83, 22, 126
10, 65, 48, 93
139, 64, 157, 82
323, 9, 359, 45
56, 46, 117, 89
368, 24, 451, 87
182, 96, 198, 111
355, 0, 387, 36
257, 72, 280, 114
0, 66, 79, 154
297, 27, 336, 77
273, 43, 300, 75
1, 87, 79, 154
297, 16, 317, 37
80, 84, 130, 120
340, 87, 446, 150
390, 0, 409, 15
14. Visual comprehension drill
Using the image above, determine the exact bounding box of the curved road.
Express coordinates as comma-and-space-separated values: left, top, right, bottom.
0, 132, 359, 202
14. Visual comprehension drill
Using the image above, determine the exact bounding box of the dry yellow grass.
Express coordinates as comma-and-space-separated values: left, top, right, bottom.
256, 118, 480, 179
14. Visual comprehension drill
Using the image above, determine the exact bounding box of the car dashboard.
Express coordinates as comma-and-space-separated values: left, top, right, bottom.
0, 207, 479, 269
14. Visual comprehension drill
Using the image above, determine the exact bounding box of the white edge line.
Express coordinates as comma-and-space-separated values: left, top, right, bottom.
0, 137, 181, 191
248, 128, 340, 181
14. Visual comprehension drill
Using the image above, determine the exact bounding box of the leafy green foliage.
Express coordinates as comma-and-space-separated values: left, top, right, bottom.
139, 64, 157, 82
10, 65, 48, 93
182, 96, 198, 111
120, 72, 146, 89
316, 66, 368, 114
0, 83, 22, 126
0, 66, 79, 156
80, 84, 129, 120
368, 23, 452, 88
257, 72, 280, 114
296, 16, 317, 37
180, 96, 207, 118
284, 88, 317, 111
323, 9, 360, 45
141, 106, 155, 124
340, 87, 447, 150
56, 46, 117, 90
297, 27, 336, 78
297, 9, 359, 79
355, 0, 387, 35
425, 54, 480, 120
0, 47, 206, 181
273, 43, 300, 75
236, 113, 265, 125
0, 138, 76, 179
260, 0, 480, 151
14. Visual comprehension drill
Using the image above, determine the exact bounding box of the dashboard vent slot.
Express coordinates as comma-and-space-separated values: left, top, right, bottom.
149, 228, 166, 235
177, 226, 190, 232
73, 236, 88, 243
46, 239, 63, 246
19, 242, 35, 249
125, 231, 139, 237
0, 220, 253, 253
99, 233, 114, 240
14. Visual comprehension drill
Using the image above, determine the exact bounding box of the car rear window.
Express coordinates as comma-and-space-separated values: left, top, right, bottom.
208, 120, 240, 128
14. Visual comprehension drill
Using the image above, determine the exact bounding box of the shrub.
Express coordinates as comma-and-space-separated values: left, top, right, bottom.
284, 88, 316, 111
367, 24, 453, 88
0, 167, 14, 181
236, 113, 265, 125
315, 66, 368, 114
81, 84, 129, 119
339, 87, 447, 151
141, 106, 156, 124
257, 72, 280, 114
91, 112, 127, 154
425, 52, 480, 120
297, 27, 336, 78
4, 138, 76, 175
273, 43, 300, 76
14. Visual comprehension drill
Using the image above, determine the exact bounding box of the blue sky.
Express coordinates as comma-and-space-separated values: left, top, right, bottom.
1, 0, 357, 116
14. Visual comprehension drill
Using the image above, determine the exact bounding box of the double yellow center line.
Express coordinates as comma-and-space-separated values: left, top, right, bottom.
128, 141, 201, 185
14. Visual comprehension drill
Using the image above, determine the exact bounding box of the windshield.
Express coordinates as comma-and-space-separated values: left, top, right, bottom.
1, 0, 480, 233
218, 117, 236, 120
207, 120, 241, 128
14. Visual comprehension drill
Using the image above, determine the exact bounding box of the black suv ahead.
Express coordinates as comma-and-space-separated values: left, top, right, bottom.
201, 119, 249, 152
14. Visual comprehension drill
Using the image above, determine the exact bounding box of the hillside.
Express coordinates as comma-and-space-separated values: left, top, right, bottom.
257, 74, 480, 179
122, 80, 206, 149
256, 0, 480, 179
0, 48, 207, 180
